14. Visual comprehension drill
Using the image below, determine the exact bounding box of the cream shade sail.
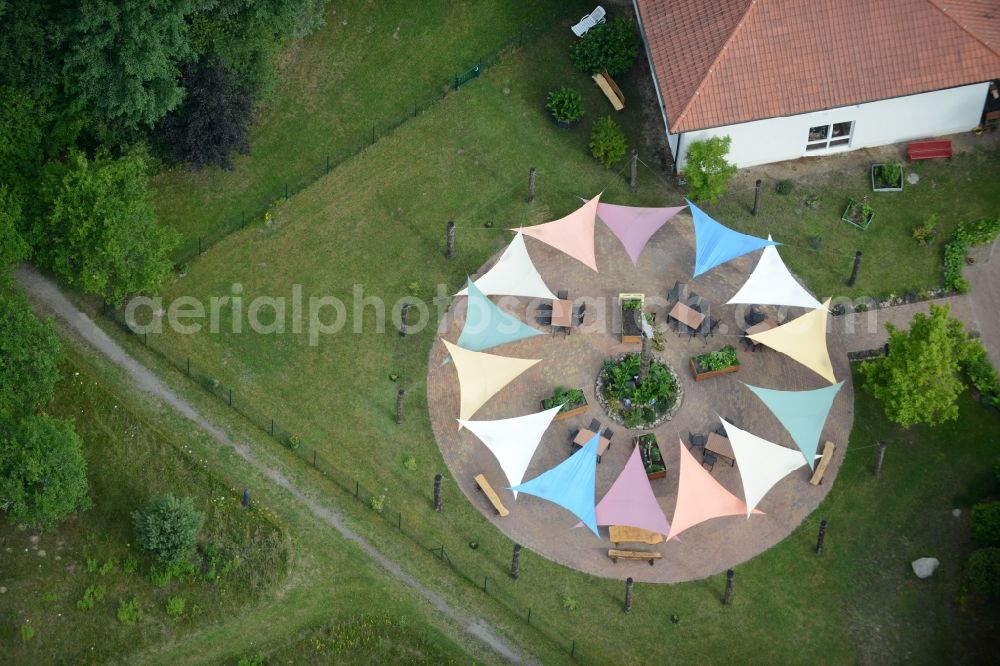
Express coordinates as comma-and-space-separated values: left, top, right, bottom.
442, 340, 540, 421
747, 299, 836, 384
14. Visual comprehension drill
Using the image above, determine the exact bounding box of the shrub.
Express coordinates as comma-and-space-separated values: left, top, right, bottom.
911, 214, 937, 246
546, 87, 583, 124
150, 558, 198, 587
20, 622, 34, 643
962, 341, 1000, 407
132, 494, 205, 565
967, 547, 1000, 598
370, 494, 386, 513
76, 585, 107, 611
944, 216, 1000, 292
971, 502, 1000, 547
570, 17, 639, 77
541, 387, 586, 412
123, 555, 139, 575
562, 596, 580, 611
684, 136, 737, 202
879, 161, 902, 187
166, 596, 186, 618
693, 345, 739, 372
99, 559, 116, 576
402, 456, 417, 472
117, 597, 142, 625
775, 179, 794, 195
589, 116, 627, 167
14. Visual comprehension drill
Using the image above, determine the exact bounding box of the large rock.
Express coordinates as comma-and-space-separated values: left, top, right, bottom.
911, 557, 939, 579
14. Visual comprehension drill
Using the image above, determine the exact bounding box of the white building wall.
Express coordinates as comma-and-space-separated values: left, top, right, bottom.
673, 82, 989, 170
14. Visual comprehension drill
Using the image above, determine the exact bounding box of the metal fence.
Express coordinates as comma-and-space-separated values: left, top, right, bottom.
101, 301, 591, 661
173, 5, 572, 268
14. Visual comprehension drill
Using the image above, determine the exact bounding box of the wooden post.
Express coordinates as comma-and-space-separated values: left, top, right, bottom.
526, 167, 537, 203
433, 473, 443, 512
242, 489, 250, 508
511, 543, 522, 580
326, 156, 330, 175
400, 303, 410, 337
723, 569, 735, 606
639, 332, 652, 382
816, 519, 828, 554
629, 149, 638, 193
445, 221, 456, 259
395, 389, 405, 424
875, 441, 886, 479
846, 250, 862, 287
624, 577, 634, 613
752, 179, 762, 216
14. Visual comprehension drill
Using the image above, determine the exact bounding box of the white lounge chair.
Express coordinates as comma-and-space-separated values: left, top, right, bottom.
571, 5, 607, 37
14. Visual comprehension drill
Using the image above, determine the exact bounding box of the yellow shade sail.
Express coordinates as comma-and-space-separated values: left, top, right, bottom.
748, 299, 836, 384
442, 340, 540, 421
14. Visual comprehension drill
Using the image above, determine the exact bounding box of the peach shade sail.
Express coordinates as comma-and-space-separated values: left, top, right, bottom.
515, 194, 602, 271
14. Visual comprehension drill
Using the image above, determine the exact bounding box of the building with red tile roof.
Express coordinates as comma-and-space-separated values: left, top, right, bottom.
633, 0, 1000, 169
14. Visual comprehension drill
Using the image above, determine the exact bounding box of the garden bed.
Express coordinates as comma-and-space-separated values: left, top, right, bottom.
620, 294, 645, 344
871, 163, 904, 192
540, 386, 589, 421
842, 198, 876, 230
634, 434, 666, 480
595, 353, 682, 429
690, 345, 740, 381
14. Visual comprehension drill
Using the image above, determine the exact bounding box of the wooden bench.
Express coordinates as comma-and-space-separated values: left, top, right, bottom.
907, 139, 952, 161
608, 548, 662, 566
474, 474, 510, 517
592, 68, 624, 111
609, 525, 664, 546
809, 442, 835, 486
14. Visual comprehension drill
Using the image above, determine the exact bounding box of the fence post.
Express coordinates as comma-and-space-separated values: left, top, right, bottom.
439, 545, 445, 560
242, 489, 250, 508
527, 607, 532, 625
312, 450, 317, 468
397, 512, 402, 530
454, 74, 459, 90
752, 178, 762, 216
372, 123, 376, 145
326, 156, 330, 175
846, 250, 863, 287
445, 221, 456, 259
816, 519, 828, 554
355, 480, 359, 498
571, 640, 576, 658
723, 569, 735, 606
511, 543, 522, 580
228, 388, 232, 406
198, 237, 202, 256
400, 303, 410, 337
874, 441, 887, 479
270, 419, 274, 437
433, 473, 443, 512
526, 167, 537, 203
624, 576, 634, 613
186, 357, 191, 376
483, 576, 488, 592
395, 388, 405, 424
241, 210, 246, 229
284, 183, 289, 199
629, 149, 638, 193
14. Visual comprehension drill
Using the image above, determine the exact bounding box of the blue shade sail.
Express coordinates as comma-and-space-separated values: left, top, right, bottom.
457, 278, 543, 352
744, 382, 845, 468
688, 200, 778, 277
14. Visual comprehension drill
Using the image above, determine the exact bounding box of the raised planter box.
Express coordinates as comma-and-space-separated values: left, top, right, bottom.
871, 164, 903, 192
619, 293, 645, 344
689, 358, 740, 381
634, 434, 666, 480
541, 398, 589, 422
841, 199, 875, 230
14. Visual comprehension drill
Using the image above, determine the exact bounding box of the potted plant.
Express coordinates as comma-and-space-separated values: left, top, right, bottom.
619, 293, 645, 343
540, 386, 589, 421
690, 345, 740, 381
633, 433, 666, 480
546, 87, 584, 128
871, 160, 903, 192
841, 197, 875, 230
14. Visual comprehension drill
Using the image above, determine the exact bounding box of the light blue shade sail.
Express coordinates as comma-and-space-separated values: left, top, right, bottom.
744, 381, 845, 468
457, 278, 543, 352
688, 200, 778, 277
511, 433, 600, 537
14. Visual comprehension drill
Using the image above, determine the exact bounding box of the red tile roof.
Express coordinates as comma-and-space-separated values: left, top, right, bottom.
635, 0, 1000, 133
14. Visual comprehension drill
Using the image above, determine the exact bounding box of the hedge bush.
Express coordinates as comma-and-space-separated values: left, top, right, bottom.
589, 115, 627, 167
971, 502, 1000, 547
570, 17, 639, 77
943, 216, 1000, 293
968, 547, 1000, 598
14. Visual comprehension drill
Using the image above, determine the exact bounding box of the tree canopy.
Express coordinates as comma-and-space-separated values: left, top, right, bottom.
0, 287, 63, 420
0, 414, 91, 530
684, 136, 737, 202
0, 187, 29, 278
861, 304, 976, 428
133, 494, 205, 564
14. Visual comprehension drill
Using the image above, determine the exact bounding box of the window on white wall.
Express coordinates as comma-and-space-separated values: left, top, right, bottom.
806, 121, 853, 151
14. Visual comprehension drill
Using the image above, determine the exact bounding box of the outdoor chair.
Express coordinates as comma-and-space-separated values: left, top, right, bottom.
570, 5, 606, 37
572, 312, 586, 327
574, 302, 586, 316
686, 291, 700, 304
537, 303, 552, 312
688, 432, 706, 448
602, 427, 614, 447
557, 289, 569, 300
588, 418, 601, 433
667, 281, 687, 303
745, 306, 765, 326
701, 451, 717, 473
535, 314, 552, 326
714, 424, 727, 436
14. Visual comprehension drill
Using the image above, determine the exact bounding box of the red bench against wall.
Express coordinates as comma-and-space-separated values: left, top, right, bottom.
907, 139, 953, 161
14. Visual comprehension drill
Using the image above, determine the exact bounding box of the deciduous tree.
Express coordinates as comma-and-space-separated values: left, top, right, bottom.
0, 287, 62, 420
684, 136, 737, 202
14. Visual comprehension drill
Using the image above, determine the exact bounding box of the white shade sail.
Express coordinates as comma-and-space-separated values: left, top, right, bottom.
722, 418, 808, 516
727, 237, 823, 309
456, 232, 557, 300
458, 406, 562, 498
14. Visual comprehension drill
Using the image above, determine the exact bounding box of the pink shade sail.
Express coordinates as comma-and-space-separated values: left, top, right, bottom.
593, 445, 672, 535
668, 439, 762, 541
597, 202, 686, 265
515, 194, 602, 271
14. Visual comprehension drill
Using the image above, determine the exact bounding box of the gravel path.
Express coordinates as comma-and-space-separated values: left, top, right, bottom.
15, 264, 532, 665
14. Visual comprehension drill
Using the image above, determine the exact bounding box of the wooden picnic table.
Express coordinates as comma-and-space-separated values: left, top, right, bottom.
551, 299, 574, 327
745, 319, 777, 336
668, 301, 705, 329
573, 428, 611, 456
705, 432, 736, 466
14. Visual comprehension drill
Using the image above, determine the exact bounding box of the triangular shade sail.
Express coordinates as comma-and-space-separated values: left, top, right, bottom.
747, 299, 836, 384
722, 419, 807, 516
744, 382, 844, 469
593, 445, 671, 535
512, 434, 600, 536
688, 200, 778, 277
442, 340, 540, 421
516, 194, 602, 271
726, 237, 823, 309
456, 233, 556, 300
596, 202, 686, 265
458, 406, 562, 498
457, 278, 543, 352
668, 439, 760, 541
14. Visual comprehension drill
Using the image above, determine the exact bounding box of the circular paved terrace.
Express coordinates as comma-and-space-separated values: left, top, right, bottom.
427, 216, 853, 583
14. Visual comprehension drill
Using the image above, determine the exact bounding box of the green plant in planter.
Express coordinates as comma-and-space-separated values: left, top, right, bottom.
600, 354, 678, 426
590, 115, 627, 167
622, 299, 642, 311
546, 87, 583, 124
542, 386, 585, 412
879, 161, 902, 187
694, 345, 738, 372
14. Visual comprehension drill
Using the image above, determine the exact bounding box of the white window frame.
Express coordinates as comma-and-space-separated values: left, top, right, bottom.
805, 121, 854, 152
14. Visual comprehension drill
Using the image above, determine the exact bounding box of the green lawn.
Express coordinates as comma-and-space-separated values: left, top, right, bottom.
107, 17, 1000, 661
151, 0, 587, 250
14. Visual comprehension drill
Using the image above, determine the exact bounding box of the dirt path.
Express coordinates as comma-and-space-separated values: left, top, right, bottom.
15, 264, 532, 665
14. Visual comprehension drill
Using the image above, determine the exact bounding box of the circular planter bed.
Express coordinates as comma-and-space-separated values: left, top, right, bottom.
594, 353, 683, 429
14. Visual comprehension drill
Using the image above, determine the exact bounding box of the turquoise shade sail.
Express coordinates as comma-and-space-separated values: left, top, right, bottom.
457, 278, 543, 352
744, 381, 845, 468
511, 433, 600, 537
688, 200, 778, 277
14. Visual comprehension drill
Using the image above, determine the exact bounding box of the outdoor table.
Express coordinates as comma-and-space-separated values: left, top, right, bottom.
705, 432, 736, 466
573, 428, 611, 457
668, 301, 705, 329
551, 299, 574, 328
745, 318, 777, 348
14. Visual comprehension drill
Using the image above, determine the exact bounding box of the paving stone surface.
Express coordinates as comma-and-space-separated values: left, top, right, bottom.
427, 215, 854, 583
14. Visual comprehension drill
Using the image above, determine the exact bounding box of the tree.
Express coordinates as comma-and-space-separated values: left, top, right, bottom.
157, 59, 254, 169
590, 115, 628, 167
684, 136, 737, 202
0, 414, 91, 530
968, 548, 1000, 598
63, 0, 198, 130
0, 287, 63, 420
36, 149, 178, 305
570, 17, 639, 77
132, 494, 205, 564
860, 304, 975, 428
0, 87, 46, 197
0, 187, 29, 278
